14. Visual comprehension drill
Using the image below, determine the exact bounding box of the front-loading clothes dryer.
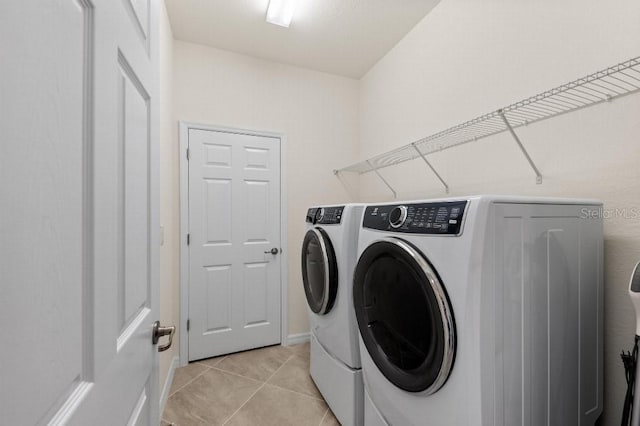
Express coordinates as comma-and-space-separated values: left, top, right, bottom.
353, 196, 604, 426
302, 204, 364, 426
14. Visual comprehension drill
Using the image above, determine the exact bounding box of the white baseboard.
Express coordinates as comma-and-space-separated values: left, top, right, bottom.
285, 332, 310, 346
160, 356, 179, 416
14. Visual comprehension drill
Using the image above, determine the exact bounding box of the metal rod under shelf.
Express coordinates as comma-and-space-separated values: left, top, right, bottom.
498, 110, 543, 184
411, 143, 449, 192
367, 160, 397, 198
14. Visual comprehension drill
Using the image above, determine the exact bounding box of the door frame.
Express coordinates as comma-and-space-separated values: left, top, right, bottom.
178, 121, 288, 366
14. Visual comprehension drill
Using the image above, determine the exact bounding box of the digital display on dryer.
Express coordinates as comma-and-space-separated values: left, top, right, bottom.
305, 206, 344, 225
362, 201, 467, 235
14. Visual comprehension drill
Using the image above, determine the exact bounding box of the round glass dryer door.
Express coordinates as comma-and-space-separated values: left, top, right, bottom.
353, 237, 456, 393
301, 228, 338, 315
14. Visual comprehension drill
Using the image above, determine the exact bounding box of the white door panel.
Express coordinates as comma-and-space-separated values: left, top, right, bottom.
0, 0, 160, 424
188, 129, 281, 361
0, 2, 87, 422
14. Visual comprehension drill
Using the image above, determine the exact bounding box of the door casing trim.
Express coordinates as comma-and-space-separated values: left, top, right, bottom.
178, 121, 288, 366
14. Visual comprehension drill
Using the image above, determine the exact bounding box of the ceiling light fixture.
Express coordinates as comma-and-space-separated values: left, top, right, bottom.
265, 0, 297, 28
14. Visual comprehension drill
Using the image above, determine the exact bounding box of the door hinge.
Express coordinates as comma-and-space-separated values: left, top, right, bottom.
186, 148, 190, 160
187, 233, 190, 245
187, 319, 190, 332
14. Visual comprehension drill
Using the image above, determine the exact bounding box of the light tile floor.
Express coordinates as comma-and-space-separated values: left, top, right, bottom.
162, 342, 341, 426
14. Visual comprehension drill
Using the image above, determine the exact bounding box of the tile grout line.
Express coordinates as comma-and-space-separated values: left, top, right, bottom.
167, 369, 209, 398
208, 366, 268, 384
166, 345, 299, 400
167, 358, 223, 398
209, 346, 302, 383
266, 347, 325, 402
267, 382, 326, 402
221, 352, 297, 425
199, 355, 227, 369
206, 348, 297, 382
164, 345, 307, 423
318, 408, 330, 426
203, 347, 297, 382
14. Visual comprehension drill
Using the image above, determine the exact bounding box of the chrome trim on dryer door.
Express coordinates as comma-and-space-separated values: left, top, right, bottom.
375, 236, 456, 395
309, 227, 331, 315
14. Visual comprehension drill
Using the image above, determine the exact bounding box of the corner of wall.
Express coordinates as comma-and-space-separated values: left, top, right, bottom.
158, 0, 179, 401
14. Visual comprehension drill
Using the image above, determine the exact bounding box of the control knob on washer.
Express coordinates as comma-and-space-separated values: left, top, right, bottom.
389, 206, 408, 228
315, 208, 325, 224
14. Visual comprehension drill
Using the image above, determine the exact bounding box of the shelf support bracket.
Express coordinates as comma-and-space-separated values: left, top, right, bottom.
366, 160, 397, 199
499, 110, 543, 184
333, 169, 358, 201
411, 143, 449, 193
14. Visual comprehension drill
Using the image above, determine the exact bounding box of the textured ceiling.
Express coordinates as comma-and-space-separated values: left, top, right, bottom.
165, 0, 441, 78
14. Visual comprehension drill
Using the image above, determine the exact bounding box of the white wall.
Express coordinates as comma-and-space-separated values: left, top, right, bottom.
158, 0, 178, 394
172, 41, 360, 337
357, 0, 640, 424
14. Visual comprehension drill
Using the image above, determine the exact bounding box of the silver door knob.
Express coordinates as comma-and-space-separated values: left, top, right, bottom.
264, 247, 279, 255
152, 320, 176, 352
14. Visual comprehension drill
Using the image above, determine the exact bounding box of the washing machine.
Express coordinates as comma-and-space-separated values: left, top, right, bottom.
302, 204, 365, 426
353, 195, 603, 426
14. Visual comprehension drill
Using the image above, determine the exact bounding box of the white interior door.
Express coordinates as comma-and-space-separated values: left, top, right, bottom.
0, 1, 161, 424
187, 128, 282, 361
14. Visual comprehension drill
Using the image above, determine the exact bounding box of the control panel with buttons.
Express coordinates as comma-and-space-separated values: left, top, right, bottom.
305, 206, 345, 225
362, 201, 467, 235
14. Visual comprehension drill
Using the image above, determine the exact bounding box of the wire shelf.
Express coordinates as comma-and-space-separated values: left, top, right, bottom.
337, 56, 640, 179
